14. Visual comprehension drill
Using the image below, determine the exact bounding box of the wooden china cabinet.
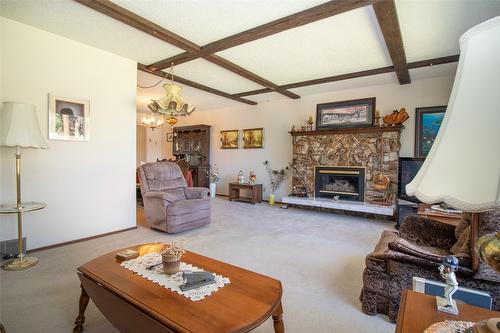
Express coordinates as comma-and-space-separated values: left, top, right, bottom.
173, 125, 210, 188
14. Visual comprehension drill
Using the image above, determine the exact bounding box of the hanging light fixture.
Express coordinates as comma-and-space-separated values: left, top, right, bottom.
148, 63, 195, 126
141, 115, 164, 129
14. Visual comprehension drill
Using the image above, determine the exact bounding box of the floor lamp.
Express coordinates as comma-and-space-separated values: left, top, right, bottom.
0, 102, 48, 270
406, 15, 500, 317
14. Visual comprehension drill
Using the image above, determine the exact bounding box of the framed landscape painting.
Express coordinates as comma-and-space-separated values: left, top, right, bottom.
220, 130, 239, 149
49, 95, 90, 141
316, 97, 375, 130
415, 106, 446, 158
243, 128, 263, 149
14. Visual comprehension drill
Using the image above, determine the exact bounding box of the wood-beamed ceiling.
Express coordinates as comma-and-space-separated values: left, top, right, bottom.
148, 0, 375, 69
72, 0, 464, 105
75, 0, 299, 100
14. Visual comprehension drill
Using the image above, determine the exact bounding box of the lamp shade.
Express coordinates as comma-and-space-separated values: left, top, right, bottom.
0, 102, 48, 149
406, 17, 500, 212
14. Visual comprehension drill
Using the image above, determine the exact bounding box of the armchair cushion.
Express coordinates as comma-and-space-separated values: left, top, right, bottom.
184, 187, 209, 199
399, 215, 457, 249
167, 199, 210, 216
388, 237, 471, 267
143, 191, 178, 203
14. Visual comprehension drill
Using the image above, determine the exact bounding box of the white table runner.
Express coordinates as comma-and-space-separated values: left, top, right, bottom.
120, 252, 230, 301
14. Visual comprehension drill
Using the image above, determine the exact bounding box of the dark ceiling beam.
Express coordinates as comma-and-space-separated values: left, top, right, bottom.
149, 0, 376, 69
137, 64, 257, 106
74, 0, 199, 51
75, 0, 299, 100
372, 0, 411, 84
232, 55, 459, 97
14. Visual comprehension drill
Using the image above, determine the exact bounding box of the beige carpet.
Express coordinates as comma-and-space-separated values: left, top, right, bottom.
0, 198, 395, 333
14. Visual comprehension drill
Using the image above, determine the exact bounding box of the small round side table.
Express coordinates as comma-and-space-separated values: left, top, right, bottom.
0, 202, 46, 271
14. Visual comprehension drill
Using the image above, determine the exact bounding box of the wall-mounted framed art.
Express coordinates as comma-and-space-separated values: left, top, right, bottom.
220, 129, 239, 149
48, 94, 90, 141
316, 97, 375, 130
414, 105, 447, 158
243, 128, 264, 149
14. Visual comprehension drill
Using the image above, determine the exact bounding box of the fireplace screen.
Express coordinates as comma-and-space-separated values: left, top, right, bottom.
314, 166, 365, 201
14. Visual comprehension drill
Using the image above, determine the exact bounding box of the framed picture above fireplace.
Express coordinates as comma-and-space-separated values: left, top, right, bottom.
316, 97, 375, 130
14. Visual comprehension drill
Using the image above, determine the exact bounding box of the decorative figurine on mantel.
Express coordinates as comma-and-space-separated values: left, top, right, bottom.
306, 116, 314, 131
436, 255, 459, 315
383, 107, 409, 126
375, 109, 381, 126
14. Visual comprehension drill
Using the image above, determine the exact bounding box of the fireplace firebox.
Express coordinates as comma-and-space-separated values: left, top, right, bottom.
314, 166, 365, 202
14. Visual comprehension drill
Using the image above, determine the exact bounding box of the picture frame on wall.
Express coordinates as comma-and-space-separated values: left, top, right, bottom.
414, 105, 447, 158
316, 97, 375, 130
242, 128, 264, 149
48, 94, 90, 141
220, 130, 239, 149
166, 133, 174, 142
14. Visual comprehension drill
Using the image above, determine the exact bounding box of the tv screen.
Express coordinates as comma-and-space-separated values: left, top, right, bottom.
398, 157, 425, 203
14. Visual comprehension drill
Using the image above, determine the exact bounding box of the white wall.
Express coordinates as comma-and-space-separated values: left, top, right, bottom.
0, 17, 137, 249
169, 75, 454, 200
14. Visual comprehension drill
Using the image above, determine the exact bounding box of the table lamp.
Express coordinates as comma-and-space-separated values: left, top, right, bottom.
406, 15, 500, 323
0, 102, 48, 270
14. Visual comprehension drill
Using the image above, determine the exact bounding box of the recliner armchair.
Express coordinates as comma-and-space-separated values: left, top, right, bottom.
360, 211, 499, 322
138, 162, 210, 233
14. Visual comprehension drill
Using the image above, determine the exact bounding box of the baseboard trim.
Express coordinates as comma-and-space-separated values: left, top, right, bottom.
27, 226, 138, 254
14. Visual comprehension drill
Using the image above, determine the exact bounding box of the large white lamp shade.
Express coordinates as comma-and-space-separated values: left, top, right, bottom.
406, 17, 500, 212
0, 102, 48, 148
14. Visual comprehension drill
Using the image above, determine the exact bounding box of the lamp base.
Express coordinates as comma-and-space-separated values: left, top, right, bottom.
2, 256, 38, 271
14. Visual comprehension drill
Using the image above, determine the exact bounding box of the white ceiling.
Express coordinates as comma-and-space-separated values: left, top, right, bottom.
2, 0, 499, 108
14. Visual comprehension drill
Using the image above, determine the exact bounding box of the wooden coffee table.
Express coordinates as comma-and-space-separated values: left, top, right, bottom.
73, 243, 284, 333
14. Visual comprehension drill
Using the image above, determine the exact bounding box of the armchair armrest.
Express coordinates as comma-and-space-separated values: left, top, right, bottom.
143, 191, 177, 203
399, 215, 457, 249
184, 187, 209, 199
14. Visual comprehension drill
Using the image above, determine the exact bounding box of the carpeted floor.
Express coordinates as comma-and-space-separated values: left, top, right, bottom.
0, 198, 395, 333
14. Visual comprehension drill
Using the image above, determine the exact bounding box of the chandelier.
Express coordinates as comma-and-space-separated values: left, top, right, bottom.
148, 63, 195, 126
141, 115, 164, 129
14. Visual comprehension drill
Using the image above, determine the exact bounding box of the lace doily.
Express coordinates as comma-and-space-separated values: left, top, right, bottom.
121, 253, 230, 301
423, 320, 475, 333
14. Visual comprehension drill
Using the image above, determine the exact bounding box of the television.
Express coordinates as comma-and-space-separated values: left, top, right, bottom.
398, 157, 425, 203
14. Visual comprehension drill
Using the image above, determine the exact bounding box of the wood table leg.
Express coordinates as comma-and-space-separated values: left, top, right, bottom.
74, 284, 90, 333
272, 301, 284, 333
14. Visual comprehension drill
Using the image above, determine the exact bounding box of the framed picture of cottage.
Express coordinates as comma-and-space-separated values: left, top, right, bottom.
316, 97, 375, 130
243, 128, 264, 149
220, 130, 239, 149
48, 95, 90, 141
415, 105, 447, 158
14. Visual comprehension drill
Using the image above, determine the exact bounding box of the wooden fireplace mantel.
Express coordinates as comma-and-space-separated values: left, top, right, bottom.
289, 125, 404, 137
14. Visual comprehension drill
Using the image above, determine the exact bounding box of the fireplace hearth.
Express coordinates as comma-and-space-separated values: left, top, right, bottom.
314, 166, 365, 202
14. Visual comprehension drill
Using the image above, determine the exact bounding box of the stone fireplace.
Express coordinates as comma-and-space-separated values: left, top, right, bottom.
289, 126, 403, 208
314, 166, 365, 201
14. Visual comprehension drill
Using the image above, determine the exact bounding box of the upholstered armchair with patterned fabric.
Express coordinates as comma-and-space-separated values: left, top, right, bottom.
138, 162, 210, 233
360, 211, 500, 322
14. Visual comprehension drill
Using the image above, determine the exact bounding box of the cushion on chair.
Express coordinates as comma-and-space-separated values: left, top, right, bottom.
167, 199, 210, 216
389, 237, 471, 266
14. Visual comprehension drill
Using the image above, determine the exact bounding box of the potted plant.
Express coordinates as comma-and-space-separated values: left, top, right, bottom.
160, 241, 185, 275
263, 161, 290, 206
206, 165, 220, 198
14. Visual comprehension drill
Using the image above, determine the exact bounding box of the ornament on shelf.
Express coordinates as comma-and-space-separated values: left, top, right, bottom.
249, 171, 256, 184
237, 170, 245, 184
375, 109, 381, 126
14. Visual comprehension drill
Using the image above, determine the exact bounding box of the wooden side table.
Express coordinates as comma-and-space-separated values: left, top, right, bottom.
417, 203, 463, 227
228, 182, 262, 204
395, 290, 499, 333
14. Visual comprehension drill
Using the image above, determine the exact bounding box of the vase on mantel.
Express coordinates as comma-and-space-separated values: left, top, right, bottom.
209, 183, 216, 198
268, 194, 275, 206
